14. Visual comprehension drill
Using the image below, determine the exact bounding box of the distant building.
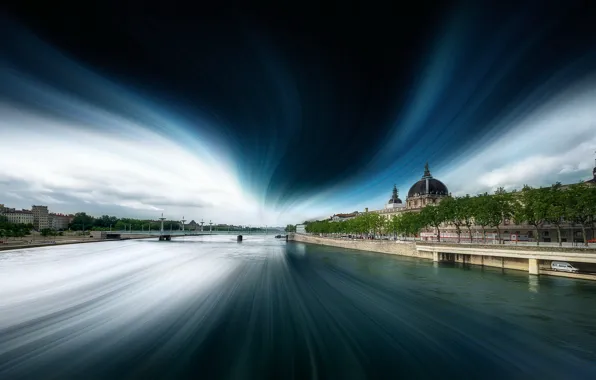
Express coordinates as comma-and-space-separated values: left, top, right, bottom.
32, 205, 49, 231
374, 162, 449, 220
296, 224, 307, 234
3, 209, 34, 225
184, 220, 199, 231
50, 213, 71, 230
330, 212, 359, 222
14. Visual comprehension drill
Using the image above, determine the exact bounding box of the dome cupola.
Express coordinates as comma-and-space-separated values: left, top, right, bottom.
388, 184, 402, 204
385, 184, 405, 210
407, 162, 449, 198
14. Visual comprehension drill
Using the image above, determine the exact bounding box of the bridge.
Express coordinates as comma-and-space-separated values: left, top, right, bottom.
93, 229, 280, 241
92, 213, 284, 241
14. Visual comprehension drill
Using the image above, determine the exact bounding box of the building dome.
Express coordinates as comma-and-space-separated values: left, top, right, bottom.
407, 163, 449, 197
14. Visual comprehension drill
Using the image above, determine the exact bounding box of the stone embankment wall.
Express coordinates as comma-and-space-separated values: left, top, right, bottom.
289, 234, 596, 279
290, 234, 430, 259
290, 235, 525, 270
455, 254, 528, 271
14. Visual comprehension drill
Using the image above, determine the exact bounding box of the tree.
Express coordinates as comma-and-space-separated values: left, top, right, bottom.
70, 212, 95, 231
368, 213, 384, 238
389, 215, 399, 238
439, 196, 465, 243
514, 186, 548, 246
458, 196, 475, 242
565, 183, 596, 246
544, 183, 567, 246
284, 224, 296, 233
401, 212, 424, 239
488, 188, 514, 244
420, 205, 445, 242
94, 215, 119, 229
472, 193, 492, 243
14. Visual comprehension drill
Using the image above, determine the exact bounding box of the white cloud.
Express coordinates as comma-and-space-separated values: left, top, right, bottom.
0, 106, 287, 225
440, 78, 596, 195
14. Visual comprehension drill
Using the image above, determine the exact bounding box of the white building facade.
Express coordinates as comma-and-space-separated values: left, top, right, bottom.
3, 210, 34, 225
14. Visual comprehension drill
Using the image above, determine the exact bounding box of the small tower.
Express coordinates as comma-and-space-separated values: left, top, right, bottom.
181, 216, 187, 233
386, 184, 404, 210
159, 213, 166, 234
423, 161, 432, 178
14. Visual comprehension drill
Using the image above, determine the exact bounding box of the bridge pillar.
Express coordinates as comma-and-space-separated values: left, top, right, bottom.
528, 258, 539, 275
433, 251, 439, 262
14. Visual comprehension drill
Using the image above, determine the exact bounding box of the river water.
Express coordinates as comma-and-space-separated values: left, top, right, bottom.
0, 236, 595, 379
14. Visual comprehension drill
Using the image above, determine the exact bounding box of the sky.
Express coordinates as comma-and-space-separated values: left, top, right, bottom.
1, 1, 596, 225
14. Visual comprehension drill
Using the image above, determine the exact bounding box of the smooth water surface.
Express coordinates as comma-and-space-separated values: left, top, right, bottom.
0, 236, 595, 379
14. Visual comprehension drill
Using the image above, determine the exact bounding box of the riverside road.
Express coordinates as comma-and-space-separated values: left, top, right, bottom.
0, 235, 595, 379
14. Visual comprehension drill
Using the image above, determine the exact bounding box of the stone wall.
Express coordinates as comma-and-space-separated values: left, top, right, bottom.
291, 234, 425, 258
289, 234, 596, 279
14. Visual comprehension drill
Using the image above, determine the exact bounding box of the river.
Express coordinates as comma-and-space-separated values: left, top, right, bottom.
0, 235, 595, 379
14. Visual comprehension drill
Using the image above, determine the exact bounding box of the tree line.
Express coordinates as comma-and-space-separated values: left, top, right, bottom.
0, 217, 33, 240
304, 183, 596, 246
67, 213, 267, 233
68, 213, 188, 232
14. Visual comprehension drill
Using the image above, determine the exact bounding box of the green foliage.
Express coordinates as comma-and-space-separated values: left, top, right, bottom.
284, 224, 296, 232
69, 212, 95, 231
543, 183, 567, 246
512, 185, 549, 245
40, 228, 58, 238
564, 183, 596, 245
304, 211, 425, 239
0, 220, 32, 241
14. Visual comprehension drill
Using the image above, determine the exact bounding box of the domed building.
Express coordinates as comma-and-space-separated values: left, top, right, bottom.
385, 184, 405, 210
373, 162, 448, 219
406, 162, 449, 209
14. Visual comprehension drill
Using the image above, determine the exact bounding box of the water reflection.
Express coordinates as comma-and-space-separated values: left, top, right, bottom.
529, 275, 540, 293
0, 238, 594, 379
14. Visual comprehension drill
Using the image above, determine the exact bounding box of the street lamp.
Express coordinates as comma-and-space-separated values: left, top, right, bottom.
209, 220, 213, 234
